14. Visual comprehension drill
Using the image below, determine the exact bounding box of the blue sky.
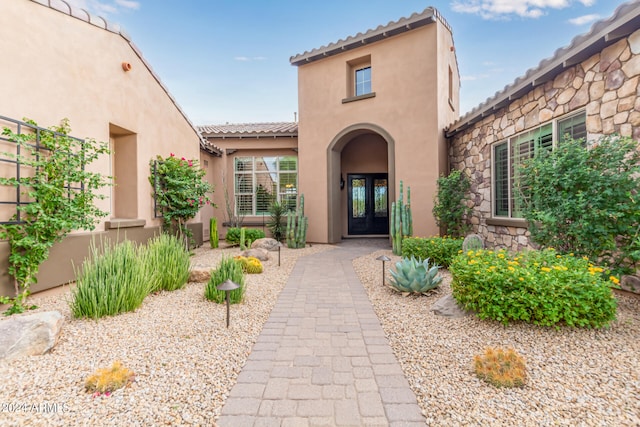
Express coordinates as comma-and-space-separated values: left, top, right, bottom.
66, 0, 629, 125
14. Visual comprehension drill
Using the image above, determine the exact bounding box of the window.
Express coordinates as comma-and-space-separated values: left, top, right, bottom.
234, 156, 297, 216
355, 66, 372, 96
492, 112, 586, 218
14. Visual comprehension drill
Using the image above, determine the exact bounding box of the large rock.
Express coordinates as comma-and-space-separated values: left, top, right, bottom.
251, 238, 281, 252
189, 269, 211, 283
242, 248, 270, 261
431, 294, 470, 318
620, 275, 640, 295
0, 311, 64, 360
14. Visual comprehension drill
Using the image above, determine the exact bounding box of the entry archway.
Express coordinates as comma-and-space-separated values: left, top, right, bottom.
326, 123, 395, 243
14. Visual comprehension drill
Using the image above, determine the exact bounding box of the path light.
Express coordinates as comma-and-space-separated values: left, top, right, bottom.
217, 279, 240, 328
278, 242, 282, 267
376, 255, 391, 286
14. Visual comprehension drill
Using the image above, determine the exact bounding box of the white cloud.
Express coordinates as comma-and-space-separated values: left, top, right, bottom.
461, 73, 490, 81
451, 0, 593, 20
115, 0, 140, 10
568, 13, 600, 25
234, 56, 268, 62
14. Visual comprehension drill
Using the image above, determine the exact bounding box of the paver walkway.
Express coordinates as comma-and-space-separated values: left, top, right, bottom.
217, 240, 426, 427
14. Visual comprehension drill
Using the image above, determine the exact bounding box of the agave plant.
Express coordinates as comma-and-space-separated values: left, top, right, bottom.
389, 256, 442, 295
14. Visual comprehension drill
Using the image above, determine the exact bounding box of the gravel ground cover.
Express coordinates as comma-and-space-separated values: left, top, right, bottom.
0, 243, 333, 427
354, 249, 640, 427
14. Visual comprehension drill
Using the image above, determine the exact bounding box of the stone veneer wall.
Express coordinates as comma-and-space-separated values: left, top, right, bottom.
449, 29, 640, 252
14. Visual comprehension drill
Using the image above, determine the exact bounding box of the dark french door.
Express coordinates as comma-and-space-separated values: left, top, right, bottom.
347, 173, 389, 235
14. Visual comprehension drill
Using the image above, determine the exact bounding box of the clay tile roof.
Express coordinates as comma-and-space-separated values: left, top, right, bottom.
290, 7, 452, 66
198, 122, 298, 138
29, 0, 222, 156
446, 0, 640, 136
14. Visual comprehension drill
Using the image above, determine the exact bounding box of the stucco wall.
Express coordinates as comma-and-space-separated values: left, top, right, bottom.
297, 19, 459, 243
0, 1, 203, 295
449, 29, 640, 251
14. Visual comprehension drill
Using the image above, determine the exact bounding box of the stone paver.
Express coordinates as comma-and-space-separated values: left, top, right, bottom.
217, 240, 425, 426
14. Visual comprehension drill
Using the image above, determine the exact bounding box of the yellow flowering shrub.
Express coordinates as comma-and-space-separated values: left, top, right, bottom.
450, 248, 617, 328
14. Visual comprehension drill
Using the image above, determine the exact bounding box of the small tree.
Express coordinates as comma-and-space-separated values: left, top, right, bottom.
0, 119, 110, 315
432, 170, 472, 238
518, 134, 640, 276
150, 154, 213, 248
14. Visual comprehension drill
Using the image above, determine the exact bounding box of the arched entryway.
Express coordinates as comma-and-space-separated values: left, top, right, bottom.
326, 123, 395, 243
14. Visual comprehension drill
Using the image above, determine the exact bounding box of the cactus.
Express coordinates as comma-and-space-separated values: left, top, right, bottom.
286, 194, 307, 249
388, 256, 442, 295
239, 227, 248, 250
209, 217, 219, 249
474, 347, 527, 388
391, 181, 413, 255
245, 257, 263, 274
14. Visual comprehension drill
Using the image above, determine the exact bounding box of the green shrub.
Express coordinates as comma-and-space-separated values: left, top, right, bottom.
432, 170, 472, 238
205, 256, 246, 304
402, 236, 463, 268
225, 227, 265, 245
70, 239, 152, 319
449, 248, 617, 328
518, 135, 640, 276
143, 233, 191, 292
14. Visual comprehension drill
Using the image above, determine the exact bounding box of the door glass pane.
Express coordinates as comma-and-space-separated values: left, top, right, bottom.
352, 178, 366, 218
374, 179, 387, 217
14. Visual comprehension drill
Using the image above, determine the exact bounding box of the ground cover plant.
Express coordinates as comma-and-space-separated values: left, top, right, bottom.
402, 236, 463, 268
517, 134, 640, 277
205, 256, 246, 303
474, 347, 527, 388
143, 233, 191, 292
70, 239, 152, 319
449, 248, 617, 328
85, 361, 135, 396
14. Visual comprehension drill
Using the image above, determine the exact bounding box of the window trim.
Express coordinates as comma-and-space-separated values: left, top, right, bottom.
490, 110, 586, 221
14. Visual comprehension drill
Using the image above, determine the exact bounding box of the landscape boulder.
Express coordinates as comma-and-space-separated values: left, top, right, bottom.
251, 238, 280, 252
431, 294, 470, 319
242, 248, 270, 261
0, 311, 64, 360
620, 275, 640, 295
189, 269, 211, 283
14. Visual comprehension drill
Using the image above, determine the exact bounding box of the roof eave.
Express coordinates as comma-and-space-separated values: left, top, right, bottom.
290, 9, 438, 66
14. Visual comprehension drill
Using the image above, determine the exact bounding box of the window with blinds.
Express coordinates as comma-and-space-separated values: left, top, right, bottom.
492, 112, 585, 218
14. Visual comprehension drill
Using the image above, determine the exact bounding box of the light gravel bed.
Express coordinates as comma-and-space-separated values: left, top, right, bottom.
354, 250, 640, 426
0, 243, 333, 427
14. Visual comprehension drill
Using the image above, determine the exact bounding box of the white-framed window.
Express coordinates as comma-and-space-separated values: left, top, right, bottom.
234, 156, 297, 216
355, 66, 372, 96
492, 111, 586, 218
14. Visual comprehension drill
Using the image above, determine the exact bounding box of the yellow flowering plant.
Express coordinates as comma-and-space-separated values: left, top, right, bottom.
449, 248, 617, 328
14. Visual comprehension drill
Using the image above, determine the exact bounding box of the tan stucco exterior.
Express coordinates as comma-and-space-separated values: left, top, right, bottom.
293, 9, 459, 243
0, 0, 204, 295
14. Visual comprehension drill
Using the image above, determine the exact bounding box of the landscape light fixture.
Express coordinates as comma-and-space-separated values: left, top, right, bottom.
217, 279, 240, 328
376, 255, 391, 286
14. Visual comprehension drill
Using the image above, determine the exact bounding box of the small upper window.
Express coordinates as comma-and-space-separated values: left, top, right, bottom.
355, 66, 372, 96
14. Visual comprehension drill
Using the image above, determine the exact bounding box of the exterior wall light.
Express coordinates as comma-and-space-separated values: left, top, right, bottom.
217, 279, 240, 328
